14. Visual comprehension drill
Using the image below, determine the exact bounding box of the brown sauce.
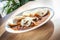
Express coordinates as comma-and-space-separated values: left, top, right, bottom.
8, 11, 50, 30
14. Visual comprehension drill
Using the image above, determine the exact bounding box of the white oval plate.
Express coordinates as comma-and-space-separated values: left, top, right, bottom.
5, 7, 54, 33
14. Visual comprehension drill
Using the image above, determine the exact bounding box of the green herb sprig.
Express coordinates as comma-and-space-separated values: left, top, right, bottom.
3, 0, 34, 14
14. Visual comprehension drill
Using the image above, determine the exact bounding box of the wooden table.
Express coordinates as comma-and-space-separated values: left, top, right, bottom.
0, 1, 60, 40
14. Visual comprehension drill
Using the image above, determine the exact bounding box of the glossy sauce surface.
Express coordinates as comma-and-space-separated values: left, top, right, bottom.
9, 11, 50, 30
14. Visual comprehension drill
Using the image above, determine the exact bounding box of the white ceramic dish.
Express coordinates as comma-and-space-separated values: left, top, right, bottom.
5, 7, 54, 33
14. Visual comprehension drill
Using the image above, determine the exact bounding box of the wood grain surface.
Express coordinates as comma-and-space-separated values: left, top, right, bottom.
0, 21, 54, 40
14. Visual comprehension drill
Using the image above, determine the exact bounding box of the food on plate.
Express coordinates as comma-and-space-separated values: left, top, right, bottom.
8, 8, 50, 30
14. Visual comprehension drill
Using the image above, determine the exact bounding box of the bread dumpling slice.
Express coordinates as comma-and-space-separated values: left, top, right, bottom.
31, 8, 49, 17
22, 8, 48, 17
40, 8, 48, 16
22, 11, 31, 16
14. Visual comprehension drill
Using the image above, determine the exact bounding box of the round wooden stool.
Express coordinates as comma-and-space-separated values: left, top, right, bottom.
0, 21, 54, 40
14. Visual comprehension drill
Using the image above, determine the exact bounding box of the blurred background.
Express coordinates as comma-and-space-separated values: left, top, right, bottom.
0, 0, 52, 18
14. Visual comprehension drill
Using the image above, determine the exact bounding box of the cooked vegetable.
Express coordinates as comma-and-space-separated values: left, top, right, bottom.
2, 0, 34, 14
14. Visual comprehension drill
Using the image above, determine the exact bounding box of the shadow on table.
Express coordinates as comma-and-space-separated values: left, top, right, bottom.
0, 20, 54, 40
